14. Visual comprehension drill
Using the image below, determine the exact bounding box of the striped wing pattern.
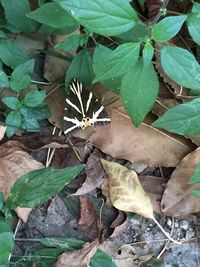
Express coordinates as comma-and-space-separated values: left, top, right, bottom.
63, 79, 111, 135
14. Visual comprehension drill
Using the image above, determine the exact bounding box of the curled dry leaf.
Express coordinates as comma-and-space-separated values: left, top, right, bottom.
0, 141, 44, 222
161, 147, 200, 217
54, 240, 98, 267
79, 197, 100, 241
0, 125, 6, 141
78, 108, 190, 167
101, 159, 154, 219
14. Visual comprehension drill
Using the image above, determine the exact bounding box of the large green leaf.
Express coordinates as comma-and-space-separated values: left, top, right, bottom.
66, 48, 94, 88
39, 237, 84, 250
121, 60, 159, 126
0, 39, 28, 69
93, 42, 140, 82
117, 22, 148, 43
27, 2, 78, 29
0, 70, 9, 89
58, 0, 138, 36
90, 250, 117, 267
0, 220, 14, 266
153, 98, 200, 135
10, 59, 35, 92
161, 46, 200, 91
1, 0, 38, 32
187, 3, 200, 45
24, 90, 46, 108
152, 15, 187, 42
19, 104, 50, 121
93, 44, 122, 93
6, 165, 85, 209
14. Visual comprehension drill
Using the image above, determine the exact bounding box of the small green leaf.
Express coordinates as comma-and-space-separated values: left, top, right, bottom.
0, 70, 9, 89
66, 48, 94, 88
59, 0, 138, 36
24, 90, 46, 108
22, 118, 40, 132
93, 42, 140, 82
153, 98, 200, 135
152, 15, 187, 42
90, 250, 117, 267
38, 22, 78, 35
188, 164, 200, 184
19, 104, 50, 121
5, 111, 22, 128
10, 59, 35, 92
0, 220, 14, 266
93, 44, 122, 93
2, 97, 21, 110
0, 31, 6, 38
0, 193, 4, 210
0, 39, 28, 68
192, 189, 200, 198
55, 34, 87, 51
121, 60, 159, 126
187, 3, 200, 45
161, 46, 200, 91
1, 0, 38, 32
6, 165, 85, 209
142, 42, 154, 64
27, 2, 78, 29
6, 126, 18, 138
40, 237, 84, 250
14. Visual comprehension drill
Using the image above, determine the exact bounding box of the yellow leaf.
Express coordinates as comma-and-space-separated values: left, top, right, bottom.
101, 159, 154, 219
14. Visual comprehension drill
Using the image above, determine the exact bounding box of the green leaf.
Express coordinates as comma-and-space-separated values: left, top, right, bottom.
6, 126, 18, 138
27, 2, 78, 29
90, 250, 117, 267
38, 22, 78, 35
5, 111, 22, 128
2, 97, 21, 110
161, 46, 200, 91
0, 39, 28, 69
0, 31, 6, 38
22, 118, 40, 132
93, 42, 140, 82
152, 15, 187, 42
0, 192, 4, 210
0, 70, 9, 89
19, 104, 50, 121
142, 42, 154, 64
152, 98, 200, 135
187, 3, 200, 45
93, 44, 122, 93
24, 90, 46, 108
6, 165, 85, 209
66, 48, 94, 88
58, 0, 138, 36
1, 0, 38, 32
39, 237, 84, 250
55, 34, 87, 51
10, 59, 35, 92
192, 189, 200, 198
121, 60, 159, 126
0, 220, 14, 266
188, 164, 200, 184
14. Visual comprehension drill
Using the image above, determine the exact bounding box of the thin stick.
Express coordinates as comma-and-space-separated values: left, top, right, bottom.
152, 216, 181, 245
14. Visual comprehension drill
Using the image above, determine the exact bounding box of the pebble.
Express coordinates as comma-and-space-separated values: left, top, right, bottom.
167, 218, 172, 227
180, 220, 189, 230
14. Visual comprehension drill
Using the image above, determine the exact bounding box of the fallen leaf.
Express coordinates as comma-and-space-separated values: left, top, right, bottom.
0, 141, 44, 222
78, 109, 191, 167
79, 197, 100, 241
161, 147, 200, 217
54, 240, 98, 267
74, 149, 105, 195
0, 125, 6, 141
101, 159, 154, 219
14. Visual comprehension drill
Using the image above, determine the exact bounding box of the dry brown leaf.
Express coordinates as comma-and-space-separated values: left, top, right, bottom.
79, 197, 100, 241
101, 159, 154, 219
54, 240, 98, 267
78, 109, 190, 167
0, 141, 44, 222
74, 149, 105, 195
161, 147, 200, 217
0, 125, 6, 141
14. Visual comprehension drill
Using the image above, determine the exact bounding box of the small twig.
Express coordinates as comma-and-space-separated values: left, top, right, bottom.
66, 138, 82, 162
